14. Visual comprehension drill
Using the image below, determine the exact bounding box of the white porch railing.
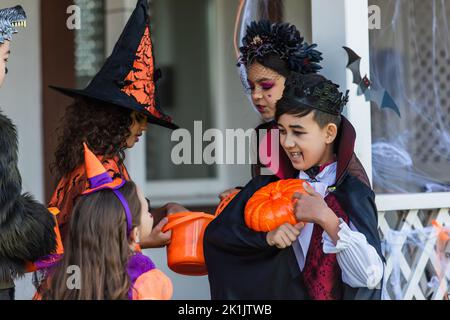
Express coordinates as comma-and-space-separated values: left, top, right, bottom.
377, 194, 450, 300
311, 0, 450, 299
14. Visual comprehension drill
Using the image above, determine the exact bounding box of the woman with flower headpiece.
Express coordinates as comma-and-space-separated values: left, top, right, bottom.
218, 20, 323, 201
0, 5, 57, 300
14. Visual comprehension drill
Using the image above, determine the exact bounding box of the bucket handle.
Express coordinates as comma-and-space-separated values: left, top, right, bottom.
162, 212, 214, 233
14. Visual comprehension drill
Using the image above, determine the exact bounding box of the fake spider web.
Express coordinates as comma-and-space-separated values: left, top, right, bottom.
369, 0, 450, 194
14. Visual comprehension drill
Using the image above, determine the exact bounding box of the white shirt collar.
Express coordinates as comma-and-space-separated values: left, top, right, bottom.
293, 161, 338, 270
298, 162, 337, 197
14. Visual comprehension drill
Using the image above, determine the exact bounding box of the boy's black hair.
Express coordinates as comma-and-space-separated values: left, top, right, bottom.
275, 73, 349, 128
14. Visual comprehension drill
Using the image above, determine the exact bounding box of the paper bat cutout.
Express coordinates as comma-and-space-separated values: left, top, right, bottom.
343, 46, 401, 117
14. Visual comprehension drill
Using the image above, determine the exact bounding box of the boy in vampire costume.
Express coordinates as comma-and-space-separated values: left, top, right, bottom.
204, 73, 384, 300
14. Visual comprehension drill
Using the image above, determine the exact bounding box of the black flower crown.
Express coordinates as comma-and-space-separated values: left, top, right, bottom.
238, 20, 322, 74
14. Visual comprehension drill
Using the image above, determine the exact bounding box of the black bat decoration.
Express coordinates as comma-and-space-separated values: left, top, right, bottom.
343, 46, 401, 117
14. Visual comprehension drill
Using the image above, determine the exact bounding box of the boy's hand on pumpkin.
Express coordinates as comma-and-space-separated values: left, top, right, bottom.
292, 182, 334, 226
266, 223, 303, 249
140, 217, 171, 249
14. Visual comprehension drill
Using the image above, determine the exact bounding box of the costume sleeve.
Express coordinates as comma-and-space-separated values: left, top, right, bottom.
333, 177, 384, 299
322, 219, 384, 289
132, 269, 173, 300
206, 220, 271, 253
49, 173, 86, 239
205, 176, 277, 253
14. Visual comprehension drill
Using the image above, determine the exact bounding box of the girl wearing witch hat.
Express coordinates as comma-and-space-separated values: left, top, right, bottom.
219, 20, 323, 200
48, 0, 188, 247
0, 5, 57, 300
41, 144, 172, 300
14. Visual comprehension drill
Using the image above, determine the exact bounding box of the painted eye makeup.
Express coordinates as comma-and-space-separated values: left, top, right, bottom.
260, 82, 275, 90
247, 80, 274, 92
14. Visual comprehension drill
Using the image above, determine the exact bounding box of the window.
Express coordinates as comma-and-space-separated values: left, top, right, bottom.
369, 0, 450, 194
146, 0, 215, 181
74, 0, 106, 87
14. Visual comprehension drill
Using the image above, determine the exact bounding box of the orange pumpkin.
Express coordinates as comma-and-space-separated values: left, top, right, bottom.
244, 179, 307, 232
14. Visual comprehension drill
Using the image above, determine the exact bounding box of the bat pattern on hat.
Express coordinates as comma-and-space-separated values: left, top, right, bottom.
343, 46, 400, 117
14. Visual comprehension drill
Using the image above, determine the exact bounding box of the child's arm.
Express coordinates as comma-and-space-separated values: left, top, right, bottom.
293, 182, 383, 289
140, 217, 171, 249
266, 223, 304, 249
132, 269, 173, 300
205, 177, 279, 253
141, 202, 190, 249
322, 220, 384, 289
206, 219, 272, 253
292, 183, 340, 240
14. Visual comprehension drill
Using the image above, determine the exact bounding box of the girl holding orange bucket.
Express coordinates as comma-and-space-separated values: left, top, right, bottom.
40, 144, 172, 300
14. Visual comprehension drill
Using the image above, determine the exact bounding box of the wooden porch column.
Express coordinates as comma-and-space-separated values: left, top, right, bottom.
41, 0, 76, 201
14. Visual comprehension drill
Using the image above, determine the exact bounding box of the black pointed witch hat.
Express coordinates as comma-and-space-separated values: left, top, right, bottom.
50, 0, 178, 129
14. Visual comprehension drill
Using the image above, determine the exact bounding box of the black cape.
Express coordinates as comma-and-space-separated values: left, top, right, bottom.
204, 117, 384, 300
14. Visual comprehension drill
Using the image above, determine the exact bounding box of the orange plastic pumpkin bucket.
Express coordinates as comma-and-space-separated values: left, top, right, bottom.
162, 212, 214, 276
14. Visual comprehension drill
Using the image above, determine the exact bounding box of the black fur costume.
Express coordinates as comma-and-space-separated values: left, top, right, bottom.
0, 111, 56, 283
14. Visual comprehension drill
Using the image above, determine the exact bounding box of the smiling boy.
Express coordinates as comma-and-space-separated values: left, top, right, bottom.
274, 73, 384, 299
204, 73, 384, 300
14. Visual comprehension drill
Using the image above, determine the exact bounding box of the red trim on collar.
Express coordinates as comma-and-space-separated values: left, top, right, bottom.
334, 116, 356, 183
318, 157, 337, 173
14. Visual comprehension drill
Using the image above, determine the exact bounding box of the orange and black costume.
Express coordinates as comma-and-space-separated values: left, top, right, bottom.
49, 0, 177, 240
